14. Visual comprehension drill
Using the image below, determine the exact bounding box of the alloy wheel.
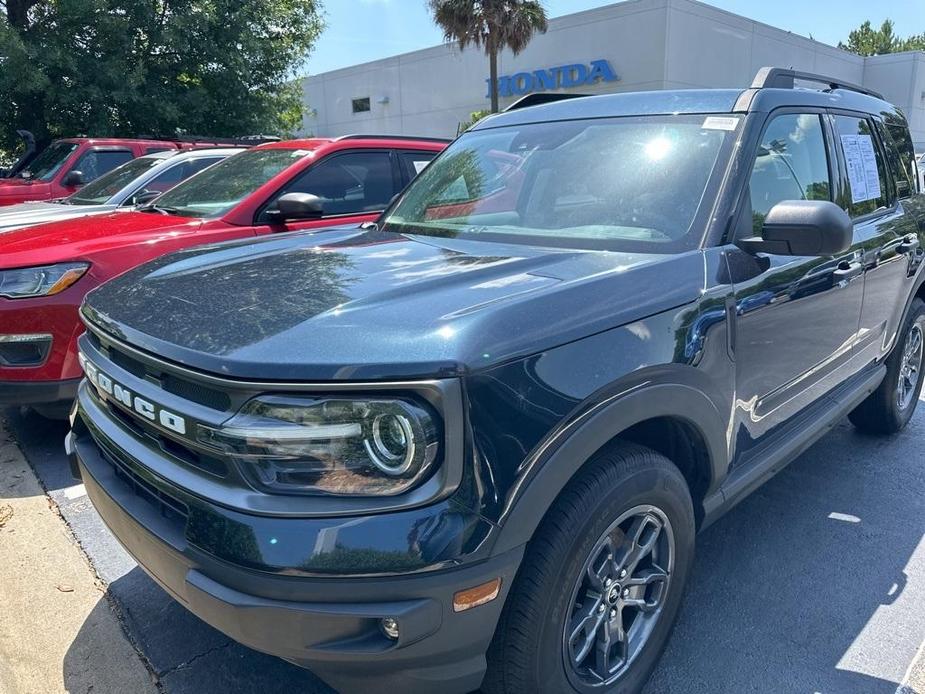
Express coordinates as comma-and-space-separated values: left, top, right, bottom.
897, 323, 923, 412
562, 505, 675, 689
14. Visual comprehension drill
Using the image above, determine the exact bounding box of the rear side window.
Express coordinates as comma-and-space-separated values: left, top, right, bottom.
399, 151, 437, 180
119, 157, 225, 205
833, 115, 890, 217
749, 113, 831, 234
146, 157, 223, 192
73, 150, 134, 182
277, 150, 395, 216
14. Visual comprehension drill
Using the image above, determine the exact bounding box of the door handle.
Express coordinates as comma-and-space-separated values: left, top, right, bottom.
833, 260, 864, 283
899, 234, 920, 254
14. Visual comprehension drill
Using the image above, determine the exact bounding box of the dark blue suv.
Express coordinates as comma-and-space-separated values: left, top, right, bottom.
67, 68, 925, 694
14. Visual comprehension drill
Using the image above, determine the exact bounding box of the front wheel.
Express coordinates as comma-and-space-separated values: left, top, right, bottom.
483, 442, 695, 694
849, 298, 925, 434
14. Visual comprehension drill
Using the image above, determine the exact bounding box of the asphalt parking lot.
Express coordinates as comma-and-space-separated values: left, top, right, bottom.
3, 403, 924, 694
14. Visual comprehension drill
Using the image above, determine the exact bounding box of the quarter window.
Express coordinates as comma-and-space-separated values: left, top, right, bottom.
749, 113, 831, 234
834, 116, 890, 217
880, 119, 917, 198
274, 151, 394, 217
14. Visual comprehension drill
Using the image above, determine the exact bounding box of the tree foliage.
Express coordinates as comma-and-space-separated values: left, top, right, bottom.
427, 0, 547, 113
0, 0, 324, 150
839, 19, 925, 56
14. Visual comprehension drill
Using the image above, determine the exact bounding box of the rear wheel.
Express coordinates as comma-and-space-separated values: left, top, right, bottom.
483, 442, 695, 694
849, 298, 925, 434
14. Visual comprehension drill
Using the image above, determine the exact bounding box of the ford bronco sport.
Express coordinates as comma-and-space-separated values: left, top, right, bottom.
68, 68, 925, 694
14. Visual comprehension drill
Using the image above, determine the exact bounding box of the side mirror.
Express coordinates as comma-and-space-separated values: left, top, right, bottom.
131, 189, 161, 206
737, 200, 852, 256
63, 170, 86, 187
266, 192, 324, 222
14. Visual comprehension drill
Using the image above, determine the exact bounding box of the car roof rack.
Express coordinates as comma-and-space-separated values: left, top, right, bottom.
504, 92, 592, 111
335, 134, 451, 143
134, 134, 281, 146
751, 67, 884, 100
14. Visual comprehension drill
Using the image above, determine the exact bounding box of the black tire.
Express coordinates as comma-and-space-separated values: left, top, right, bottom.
849, 298, 925, 435
483, 442, 695, 694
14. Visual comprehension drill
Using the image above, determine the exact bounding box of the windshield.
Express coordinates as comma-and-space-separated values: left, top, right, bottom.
146, 148, 308, 218
66, 156, 163, 205
382, 115, 737, 252
21, 142, 79, 182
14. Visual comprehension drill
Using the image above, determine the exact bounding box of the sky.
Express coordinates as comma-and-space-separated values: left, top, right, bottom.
304, 0, 925, 75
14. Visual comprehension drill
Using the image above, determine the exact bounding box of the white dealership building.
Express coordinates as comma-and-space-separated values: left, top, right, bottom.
301, 0, 925, 149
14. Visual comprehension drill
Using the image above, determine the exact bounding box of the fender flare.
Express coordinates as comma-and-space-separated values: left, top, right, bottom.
490, 379, 728, 555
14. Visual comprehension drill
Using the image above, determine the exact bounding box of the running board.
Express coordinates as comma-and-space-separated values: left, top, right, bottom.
701, 363, 886, 528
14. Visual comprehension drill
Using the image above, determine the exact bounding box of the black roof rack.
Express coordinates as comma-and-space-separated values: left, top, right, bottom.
504, 92, 591, 111
335, 134, 451, 143
751, 67, 884, 100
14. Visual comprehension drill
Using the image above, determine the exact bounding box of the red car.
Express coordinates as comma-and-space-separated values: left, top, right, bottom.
0, 135, 446, 415
0, 138, 191, 206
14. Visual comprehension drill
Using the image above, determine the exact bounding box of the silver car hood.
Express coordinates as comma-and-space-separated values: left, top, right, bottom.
0, 202, 119, 234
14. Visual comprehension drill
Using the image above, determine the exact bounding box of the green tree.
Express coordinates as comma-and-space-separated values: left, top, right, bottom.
457, 108, 491, 133
427, 0, 548, 114
0, 0, 324, 150
839, 19, 925, 56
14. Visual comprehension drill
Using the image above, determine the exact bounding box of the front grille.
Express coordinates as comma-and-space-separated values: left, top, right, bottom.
94, 432, 189, 527
97, 341, 232, 413
109, 348, 146, 379
161, 373, 231, 411
98, 394, 228, 479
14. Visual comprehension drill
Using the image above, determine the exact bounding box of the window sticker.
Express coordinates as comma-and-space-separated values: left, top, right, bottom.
702, 116, 739, 131
412, 160, 430, 174
841, 134, 882, 204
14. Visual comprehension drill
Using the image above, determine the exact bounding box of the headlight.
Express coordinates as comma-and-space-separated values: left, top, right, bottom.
196, 395, 441, 496
0, 262, 89, 299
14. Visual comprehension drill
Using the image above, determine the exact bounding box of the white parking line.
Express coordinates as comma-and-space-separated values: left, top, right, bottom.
895, 640, 925, 694
62, 483, 86, 500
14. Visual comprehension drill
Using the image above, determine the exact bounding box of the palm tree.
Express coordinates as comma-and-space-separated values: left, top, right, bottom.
427, 0, 548, 113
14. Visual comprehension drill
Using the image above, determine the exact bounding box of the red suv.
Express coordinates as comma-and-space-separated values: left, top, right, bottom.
0, 135, 446, 415
0, 138, 192, 206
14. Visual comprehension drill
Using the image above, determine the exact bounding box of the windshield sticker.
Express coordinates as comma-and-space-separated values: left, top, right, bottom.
702, 116, 739, 131
412, 160, 430, 174
841, 134, 882, 204
291, 149, 312, 158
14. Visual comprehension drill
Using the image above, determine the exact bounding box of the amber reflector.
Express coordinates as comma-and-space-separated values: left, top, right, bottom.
453, 578, 502, 612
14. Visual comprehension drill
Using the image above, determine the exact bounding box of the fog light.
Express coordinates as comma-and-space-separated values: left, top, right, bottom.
380, 617, 400, 640
453, 577, 502, 612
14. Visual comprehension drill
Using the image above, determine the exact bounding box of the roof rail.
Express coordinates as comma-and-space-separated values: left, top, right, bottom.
134, 134, 281, 146
751, 67, 884, 100
335, 134, 452, 143
504, 92, 591, 111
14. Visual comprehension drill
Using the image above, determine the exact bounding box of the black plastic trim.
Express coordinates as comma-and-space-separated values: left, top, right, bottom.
0, 377, 80, 405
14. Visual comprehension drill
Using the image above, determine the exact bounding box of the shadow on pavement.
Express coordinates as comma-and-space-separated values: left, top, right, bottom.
645, 418, 925, 693
3, 407, 72, 494
69, 566, 332, 694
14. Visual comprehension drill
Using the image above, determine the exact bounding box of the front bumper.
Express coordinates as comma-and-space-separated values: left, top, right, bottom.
68, 395, 524, 694
0, 377, 80, 405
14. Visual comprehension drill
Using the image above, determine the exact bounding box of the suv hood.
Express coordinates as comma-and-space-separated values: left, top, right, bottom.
83, 227, 706, 381
0, 210, 202, 268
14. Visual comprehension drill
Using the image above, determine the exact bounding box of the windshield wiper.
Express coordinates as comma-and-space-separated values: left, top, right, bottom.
141, 204, 184, 216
